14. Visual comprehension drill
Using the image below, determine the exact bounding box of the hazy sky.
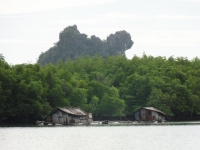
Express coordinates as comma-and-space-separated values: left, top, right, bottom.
0, 0, 200, 64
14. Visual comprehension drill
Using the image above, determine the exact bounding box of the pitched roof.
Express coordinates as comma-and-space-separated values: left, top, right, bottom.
43, 107, 88, 119
58, 107, 88, 116
134, 107, 167, 115
143, 107, 167, 115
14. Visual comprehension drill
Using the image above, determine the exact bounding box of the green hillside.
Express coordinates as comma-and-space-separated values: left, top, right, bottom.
1, 54, 200, 124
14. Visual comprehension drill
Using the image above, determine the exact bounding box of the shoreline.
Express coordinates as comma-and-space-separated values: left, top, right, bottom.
1, 121, 200, 127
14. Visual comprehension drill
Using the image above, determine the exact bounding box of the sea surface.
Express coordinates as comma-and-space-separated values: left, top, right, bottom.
0, 124, 200, 150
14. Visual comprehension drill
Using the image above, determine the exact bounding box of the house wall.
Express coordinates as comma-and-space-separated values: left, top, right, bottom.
58, 111, 81, 124
152, 111, 165, 121
52, 113, 59, 123
86, 113, 93, 124
134, 109, 165, 122
152, 111, 158, 120
45, 110, 91, 124
140, 109, 146, 121
135, 111, 140, 121
134, 109, 146, 121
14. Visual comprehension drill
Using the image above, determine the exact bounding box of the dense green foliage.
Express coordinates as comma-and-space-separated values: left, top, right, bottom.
1, 54, 200, 123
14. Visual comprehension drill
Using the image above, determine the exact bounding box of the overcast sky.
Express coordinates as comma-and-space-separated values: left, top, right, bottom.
0, 0, 200, 65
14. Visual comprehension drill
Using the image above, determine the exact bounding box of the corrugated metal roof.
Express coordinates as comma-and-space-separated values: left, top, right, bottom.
43, 107, 88, 120
58, 107, 88, 116
143, 107, 166, 115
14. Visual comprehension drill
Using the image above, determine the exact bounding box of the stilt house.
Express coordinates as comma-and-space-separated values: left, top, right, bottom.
134, 107, 167, 122
43, 107, 93, 125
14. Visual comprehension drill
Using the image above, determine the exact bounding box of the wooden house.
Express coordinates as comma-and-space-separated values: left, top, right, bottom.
43, 107, 93, 125
133, 107, 167, 122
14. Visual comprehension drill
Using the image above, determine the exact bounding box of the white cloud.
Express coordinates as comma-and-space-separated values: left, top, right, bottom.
99, 13, 148, 20
178, 0, 200, 2
155, 15, 200, 19
126, 29, 200, 60
58, 13, 147, 25
0, 39, 51, 44
0, 14, 34, 18
0, 0, 117, 14
134, 30, 200, 46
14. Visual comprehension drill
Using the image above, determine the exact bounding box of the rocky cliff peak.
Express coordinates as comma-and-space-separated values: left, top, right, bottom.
37, 25, 134, 65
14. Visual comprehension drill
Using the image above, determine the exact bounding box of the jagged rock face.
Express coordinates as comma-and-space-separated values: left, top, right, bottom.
37, 25, 134, 65
107, 31, 133, 55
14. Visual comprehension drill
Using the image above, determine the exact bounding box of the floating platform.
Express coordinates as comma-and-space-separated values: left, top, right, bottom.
36, 120, 200, 126
90, 121, 200, 126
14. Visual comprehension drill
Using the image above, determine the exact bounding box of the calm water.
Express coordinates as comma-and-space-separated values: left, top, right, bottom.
0, 125, 200, 150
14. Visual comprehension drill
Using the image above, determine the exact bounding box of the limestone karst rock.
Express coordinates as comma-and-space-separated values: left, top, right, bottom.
37, 25, 133, 65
